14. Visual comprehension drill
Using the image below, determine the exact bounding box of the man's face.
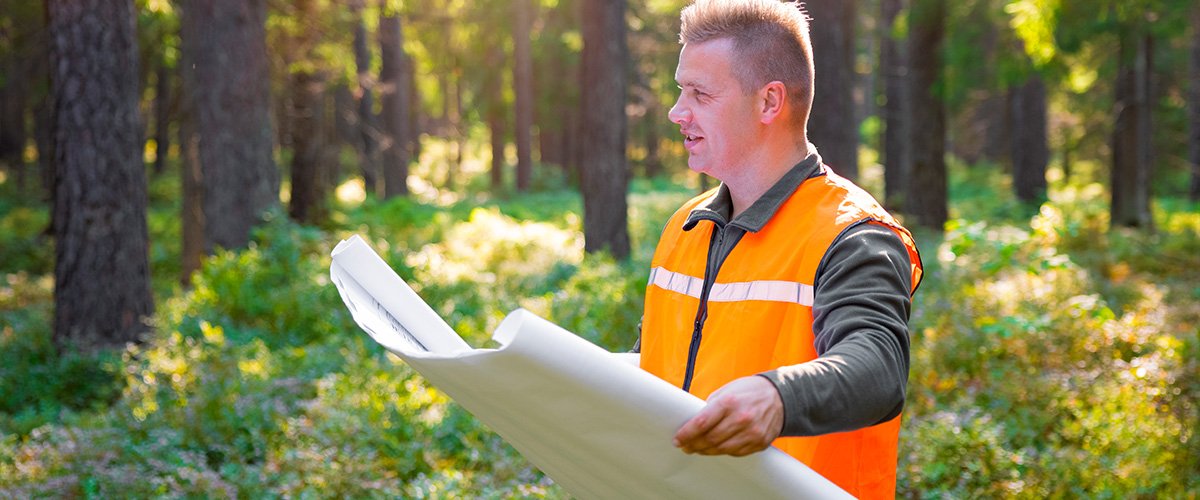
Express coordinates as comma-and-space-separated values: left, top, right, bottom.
668, 38, 762, 180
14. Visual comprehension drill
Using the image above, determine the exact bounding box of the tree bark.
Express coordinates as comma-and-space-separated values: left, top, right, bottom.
34, 93, 55, 197
645, 98, 662, 179
0, 57, 29, 187
151, 55, 171, 176
48, 0, 153, 350
179, 105, 203, 286
513, 0, 535, 191
486, 46, 506, 191
450, 67, 464, 188
288, 0, 327, 225
806, 0, 858, 181
352, 2, 379, 196
905, 0, 947, 229
407, 52, 421, 161
1190, 5, 1200, 202
1010, 73, 1048, 204
289, 70, 327, 224
880, 0, 907, 211
378, 9, 409, 199
180, 0, 278, 252
580, 0, 630, 260
1111, 30, 1153, 228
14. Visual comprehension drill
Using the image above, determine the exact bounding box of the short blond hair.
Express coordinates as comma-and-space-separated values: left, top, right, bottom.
680, 0, 814, 125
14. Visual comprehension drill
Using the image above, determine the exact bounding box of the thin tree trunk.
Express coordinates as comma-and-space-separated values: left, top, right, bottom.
513, 0, 534, 191
288, 0, 327, 224
1134, 33, 1153, 227
580, 0, 630, 260
407, 52, 421, 161
352, 2, 379, 196
1111, 30, 1153, 228
289, 70, 327, 224
880, 0, 907, 210
0, 58, 29, 186
34, 93, 54, 196
487, 46, 506, 191
48, 0, 153, 350
152, 55, 171, 176
1112, 33, 1138, 226
1010, 73, 1048, 203
378, 9, 409, 199
1190, 5, 1200, 202
807, 0, 858, 181
645, 99, 662, 179
181, 0, 278, 252
178, 6, 202, 286
450, 67, 464, 188
905, 0, 947, 229
179, 102, 203, 286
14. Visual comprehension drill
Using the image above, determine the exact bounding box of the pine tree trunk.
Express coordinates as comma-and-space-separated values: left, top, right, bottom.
180, 0, 278, 251
1190, 6, 1200, 202
378, 10, 409, 199
289, 70, 327, 224
48, 0, 153, 350
1134, 34, 1153, 227
880, 0, 907, 210
151, 56, 171, 176
450, 70, 464, 188
1111, 30, 1153, 228
407, 52, 421, 161
513, 0, 535, 191
487, 46, 506, 191
34, 94, 55, 196
580, 0, 630, 260
352, 3, 379, 196
178, 16, 203, 286
0, 56, 29, 186
645, 99, 662, 179
905, 0, 947, 229
807, 0, 859, 181
288, 0, 326, 224
1010, 74, 1048, 204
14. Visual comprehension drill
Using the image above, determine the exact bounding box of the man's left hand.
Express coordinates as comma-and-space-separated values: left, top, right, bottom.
672, 375, 785, 457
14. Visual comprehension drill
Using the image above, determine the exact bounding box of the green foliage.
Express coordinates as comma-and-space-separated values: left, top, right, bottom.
0, 200, 51, 276
899, 172, 1199, 498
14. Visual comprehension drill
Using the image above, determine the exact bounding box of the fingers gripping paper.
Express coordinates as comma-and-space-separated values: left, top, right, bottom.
330, 235, 854, 500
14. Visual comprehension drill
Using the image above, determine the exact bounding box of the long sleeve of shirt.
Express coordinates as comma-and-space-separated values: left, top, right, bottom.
757, 222, 914, 437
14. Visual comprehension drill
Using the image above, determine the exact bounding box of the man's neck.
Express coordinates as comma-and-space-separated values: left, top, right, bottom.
727, 140, 811, 219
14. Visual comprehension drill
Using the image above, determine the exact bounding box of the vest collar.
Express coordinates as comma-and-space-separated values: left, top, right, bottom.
682, 151, 825, 233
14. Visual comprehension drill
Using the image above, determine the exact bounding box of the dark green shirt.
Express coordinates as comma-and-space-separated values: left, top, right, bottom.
641, 152, 914, 437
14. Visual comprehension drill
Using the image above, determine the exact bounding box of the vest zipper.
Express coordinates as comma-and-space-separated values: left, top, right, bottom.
681, 318, 704, 393
681, 224, 725, 393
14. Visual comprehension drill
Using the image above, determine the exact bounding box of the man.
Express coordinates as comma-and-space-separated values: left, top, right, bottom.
635, 1, 923, 498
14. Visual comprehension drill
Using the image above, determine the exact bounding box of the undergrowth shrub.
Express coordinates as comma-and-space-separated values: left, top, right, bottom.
901, 202, 1199, 498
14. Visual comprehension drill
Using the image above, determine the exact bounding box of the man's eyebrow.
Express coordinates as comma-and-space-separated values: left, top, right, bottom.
678, 80, 707, 89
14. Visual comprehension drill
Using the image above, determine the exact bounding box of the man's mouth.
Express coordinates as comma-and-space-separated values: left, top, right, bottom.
683, 133, 703, 148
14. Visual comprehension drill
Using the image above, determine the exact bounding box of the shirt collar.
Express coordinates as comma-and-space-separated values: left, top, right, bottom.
682, 151, 825, 233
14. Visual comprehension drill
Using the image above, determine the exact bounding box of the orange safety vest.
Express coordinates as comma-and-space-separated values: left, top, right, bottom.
640, 165, 922, 500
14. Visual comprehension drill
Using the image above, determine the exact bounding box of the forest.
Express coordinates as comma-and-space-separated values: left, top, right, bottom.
1, 0, 1199, 497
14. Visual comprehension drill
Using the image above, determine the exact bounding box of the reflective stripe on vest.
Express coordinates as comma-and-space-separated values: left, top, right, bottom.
648, 266, 814, 306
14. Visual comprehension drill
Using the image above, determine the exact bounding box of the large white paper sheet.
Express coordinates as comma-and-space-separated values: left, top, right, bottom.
330, 235, 854, 500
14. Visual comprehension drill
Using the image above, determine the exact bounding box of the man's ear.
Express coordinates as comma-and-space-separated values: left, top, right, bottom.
759, 81, 787, 124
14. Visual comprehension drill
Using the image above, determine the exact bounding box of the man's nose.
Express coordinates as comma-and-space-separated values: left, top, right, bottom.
668, 96, 689, 125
